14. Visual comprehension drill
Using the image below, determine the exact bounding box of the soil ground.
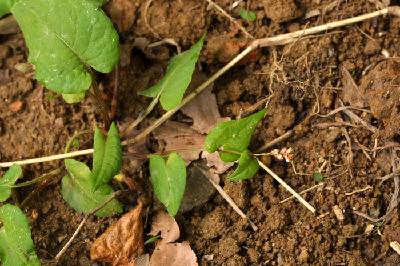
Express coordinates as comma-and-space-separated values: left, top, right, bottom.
1, 0, 400, 265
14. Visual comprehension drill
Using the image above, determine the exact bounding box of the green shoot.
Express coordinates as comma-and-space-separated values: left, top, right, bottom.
149, 153, 186, 216
204, 109, 267, 162
239, 9, 257, 22
139, 34, 206, 111
145, 235, 161, 245
204, 109, 266, 181
229, 150, 259, 181
0, 204, 40, 266
312, 172, 324, 182
61, 123, 122, 217
5, 0, 119, 101
0, 164, 22, 202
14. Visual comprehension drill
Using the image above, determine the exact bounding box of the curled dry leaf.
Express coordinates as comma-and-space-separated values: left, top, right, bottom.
149, 242, 198, 266
105, 0, 139, 32
90, 201, 144, 265
201, 151, 233, 175
181, 80, 229, 134
149, 211, 180, 244
341, 66, 366, 108
153, 121, 205, 164
148, 211, 198, 266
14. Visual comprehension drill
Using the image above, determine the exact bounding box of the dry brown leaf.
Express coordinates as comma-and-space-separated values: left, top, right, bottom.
341, 67, 366, 108
201, 151, 233, 175
105, 0, 138, 32
181, 78, 229, 134
149, 211, 180, 244
153, 121, 205, 164
8, 100, 23, 112
149, 242, 198, 266
90, 201, 144, 265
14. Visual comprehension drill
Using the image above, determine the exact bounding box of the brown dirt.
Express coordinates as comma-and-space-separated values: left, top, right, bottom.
2, 0, 400, 265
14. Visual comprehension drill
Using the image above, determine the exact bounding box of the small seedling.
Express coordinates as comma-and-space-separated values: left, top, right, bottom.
145, 235, 161, 245
1, 0, 119, 103
313, 172, 324, 182
139, 35, 206, 111
239, 9, 257, 22
61, 122, 123, 217
149, 153, 186, 217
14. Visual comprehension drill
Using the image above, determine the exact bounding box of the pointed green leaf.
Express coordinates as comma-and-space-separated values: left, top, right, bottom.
139, 35, 205, 111
61, 159, 122, 217
93, 122, 122, 189
228, 150, 259, 181
62, 92, 86, 104
149, 153, 186, 216
90, 127, 106, 184
0, 204, 40, 266
239, 9, 257, 22
204, 109, 267, 162
11, 0, 119, 94
0, 164, 22, 202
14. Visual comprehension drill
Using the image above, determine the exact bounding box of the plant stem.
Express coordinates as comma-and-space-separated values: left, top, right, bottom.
9, 168, 62, 188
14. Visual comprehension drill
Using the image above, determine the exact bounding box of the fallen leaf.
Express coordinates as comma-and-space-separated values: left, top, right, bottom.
153, 121, 205, 164
149, 242, 198, 266
105, 0, 138, 32
201, 151, 233, 175
149, 211, 180, 244
0, 16, 19, 35
341, 66, 366, 108
90, 201, 144, 265
120, 43, 134, 66
8, 100, 23, 112
181, 75, 229, 134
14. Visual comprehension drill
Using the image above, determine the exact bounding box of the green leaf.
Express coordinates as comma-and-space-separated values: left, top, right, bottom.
0, 164, 22, 202
0, 0, 15, 18
313, 172, 324, 182
149, 153, 186, 216
229, 150, 259, 181
11, 0, 119, 94
145, 235, 161, 245
62, 92, 86, 104
139, 34, 205, 111
0, 204, 40, 266
61, 159, 122, 217
204, 109, 267, 162
92, 122, 122, 189
239, 9, 256, 22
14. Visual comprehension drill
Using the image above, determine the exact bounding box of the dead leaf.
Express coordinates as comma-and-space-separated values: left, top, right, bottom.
90, 201, 144, 265
120, 43, 134, 67
201, 151, 233, 175
105, 0, 138, 32
181, 76, 229, 134
149, 242, 198, 266
341, 67, 366, 108
149, 211, 180, 244
8, 100, 23, 112
153, 121, 205, 164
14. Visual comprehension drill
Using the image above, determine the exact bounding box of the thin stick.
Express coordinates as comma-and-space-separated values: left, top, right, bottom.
2, 7, 399, 167
256, 130, 294, 153
195, 165, 258, 231
258, 159, 316, 213
205, 0, 253, 39
390, 241, 400, 256
54, 192, 120, 262
122, 92, 161, 137
280, 183, 324, 204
